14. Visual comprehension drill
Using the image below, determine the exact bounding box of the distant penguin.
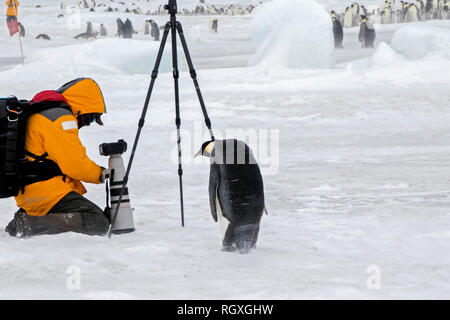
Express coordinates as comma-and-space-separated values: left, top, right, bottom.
36, 34, 51, 40
425, 0, 433, 16
74, 31, 98, 39
360, 5, 367, 15
83, 0, 89, 9
382, 7, 392, 23
351, 2, 360, 26
100, 23, 107, 36
195, 139, 267, 254
123, 18, 134, 38
144, 20, 150, 35
331, 11, 344, 48
358, 15, 376, 48
116, 18, 125, 37
417, 0, 425, 15
343, 7, 353, 27
61, 2, 66, 10
86, 21, 93, 35
210, 18, 218, 33
150, 20, 159, 41
18, 22, 25, 37
406, 4, 419, 21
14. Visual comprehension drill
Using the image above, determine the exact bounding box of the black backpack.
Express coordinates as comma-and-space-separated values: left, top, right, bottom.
0, 97, 66, 198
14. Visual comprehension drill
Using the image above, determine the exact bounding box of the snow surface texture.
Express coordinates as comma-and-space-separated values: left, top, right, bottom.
0, 1, 450, 299
248, 0, 335, 69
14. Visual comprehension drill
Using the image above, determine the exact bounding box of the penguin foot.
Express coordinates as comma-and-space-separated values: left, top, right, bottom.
235, 240, 255, 254
222, 245, 237, 252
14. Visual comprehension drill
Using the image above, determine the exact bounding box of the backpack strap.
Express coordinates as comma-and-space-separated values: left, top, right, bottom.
19, 101, 72, 191
25, 150, 49, 162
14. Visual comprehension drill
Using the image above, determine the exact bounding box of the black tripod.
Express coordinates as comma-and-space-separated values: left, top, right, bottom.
108, 0, 215, 237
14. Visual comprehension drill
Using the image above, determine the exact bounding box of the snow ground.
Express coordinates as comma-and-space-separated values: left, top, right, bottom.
0, 1, 450, 299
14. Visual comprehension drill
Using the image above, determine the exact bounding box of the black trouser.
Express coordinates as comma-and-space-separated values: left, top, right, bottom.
5, 192, 110, 238
6, 15, 16, 23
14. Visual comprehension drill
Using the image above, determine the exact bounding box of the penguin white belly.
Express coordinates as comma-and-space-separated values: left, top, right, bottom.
344, 12, 353, 27
216, 192, 230, 242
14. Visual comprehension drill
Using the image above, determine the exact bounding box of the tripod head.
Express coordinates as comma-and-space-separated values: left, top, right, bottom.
164, 0, 178, 15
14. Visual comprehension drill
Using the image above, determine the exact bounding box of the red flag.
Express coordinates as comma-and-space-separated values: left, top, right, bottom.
7, 17, 19, 37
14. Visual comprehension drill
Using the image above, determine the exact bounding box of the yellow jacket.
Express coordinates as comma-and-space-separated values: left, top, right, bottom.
6, 0, 19, 17
14, 78, 106, 216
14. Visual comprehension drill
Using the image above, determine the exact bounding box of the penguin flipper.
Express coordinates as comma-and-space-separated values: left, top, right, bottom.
208, 164, 220, 222
264, 205, 269, 216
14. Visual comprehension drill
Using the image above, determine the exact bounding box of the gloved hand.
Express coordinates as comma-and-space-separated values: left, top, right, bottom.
100, 167, 111, 183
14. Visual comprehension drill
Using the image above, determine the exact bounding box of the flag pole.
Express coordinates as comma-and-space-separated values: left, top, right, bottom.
17, 29, 24, 65
11, 1, 24, 65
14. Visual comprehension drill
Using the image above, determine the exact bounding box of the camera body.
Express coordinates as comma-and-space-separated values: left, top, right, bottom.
99, 139, 127, 156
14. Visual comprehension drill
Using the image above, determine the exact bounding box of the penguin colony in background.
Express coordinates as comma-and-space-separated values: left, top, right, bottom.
331, 0, 450, 48
334, 0, 449, 29
29, 0, 450, 44
50, 0, 256, 41
67, 0, 258, 16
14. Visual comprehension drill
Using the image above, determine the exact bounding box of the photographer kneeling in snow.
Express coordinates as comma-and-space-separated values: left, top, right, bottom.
5, 78, 111, 238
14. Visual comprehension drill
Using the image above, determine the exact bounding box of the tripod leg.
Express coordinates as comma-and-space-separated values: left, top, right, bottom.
170, 20, 185, 227
107, 22, 171, 238
175, 21, 215, 141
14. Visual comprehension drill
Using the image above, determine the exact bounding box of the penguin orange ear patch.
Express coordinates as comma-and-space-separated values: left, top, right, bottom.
205, 141, 215, 154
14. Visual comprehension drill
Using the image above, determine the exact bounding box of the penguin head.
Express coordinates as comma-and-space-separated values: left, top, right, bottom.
195, 140, 215, 158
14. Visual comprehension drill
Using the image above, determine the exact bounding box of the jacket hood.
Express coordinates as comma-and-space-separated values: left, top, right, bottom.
56, 78, 106, 116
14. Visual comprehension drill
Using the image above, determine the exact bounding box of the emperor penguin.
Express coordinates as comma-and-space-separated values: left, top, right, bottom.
195, 139, 267, 254
417, 0, 425, 15
150, 20, 160, 41
36, 33, 51, 40
144, 20, 150, 35
425, 0, 433, 17
351, 3, 361, 26
331, 11, 344, 48
210, 18, 218, 33
343, 7, 353, 27
358, 15, 376, 48
86, 21, 93, 35
433, 0, 438, 9
406, 3, 419, 21
18, 22, 25, 37
100, 23, 107, 36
